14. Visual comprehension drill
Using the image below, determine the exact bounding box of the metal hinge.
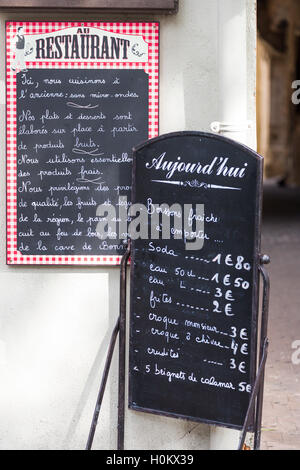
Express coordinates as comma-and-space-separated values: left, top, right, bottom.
210, 120, 253, 134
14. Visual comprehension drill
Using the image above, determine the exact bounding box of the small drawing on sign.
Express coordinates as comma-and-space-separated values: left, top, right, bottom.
67, 102, 99, 109
151, 180, 242, 191
131, 43, 146, 58
11, 26, 28, 73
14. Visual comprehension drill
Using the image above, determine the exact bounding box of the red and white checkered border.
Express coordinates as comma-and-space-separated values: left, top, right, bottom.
6, 21, 159, 266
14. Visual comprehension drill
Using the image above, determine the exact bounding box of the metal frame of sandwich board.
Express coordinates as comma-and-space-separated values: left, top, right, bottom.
85, 243, 270, 451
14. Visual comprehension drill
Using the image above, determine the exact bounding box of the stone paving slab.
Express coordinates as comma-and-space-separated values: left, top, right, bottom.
260, 183, 300, 450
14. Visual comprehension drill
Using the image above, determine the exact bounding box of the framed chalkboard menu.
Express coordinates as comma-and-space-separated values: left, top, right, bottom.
6, 21, 159, 265
129, 132, 263, 430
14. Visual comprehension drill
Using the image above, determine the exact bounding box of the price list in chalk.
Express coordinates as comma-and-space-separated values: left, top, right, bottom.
16, 69, 148, 257
129, 133, 262, 429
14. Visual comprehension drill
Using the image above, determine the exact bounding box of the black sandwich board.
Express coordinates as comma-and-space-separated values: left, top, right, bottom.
129, 131, 263, 430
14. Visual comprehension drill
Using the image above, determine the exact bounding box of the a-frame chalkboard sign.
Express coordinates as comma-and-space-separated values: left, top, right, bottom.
86, 132, 270, 451
128, 132, 270, 448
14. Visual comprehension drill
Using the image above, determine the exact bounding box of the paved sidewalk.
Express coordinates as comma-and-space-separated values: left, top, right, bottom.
260, 182, 300, 450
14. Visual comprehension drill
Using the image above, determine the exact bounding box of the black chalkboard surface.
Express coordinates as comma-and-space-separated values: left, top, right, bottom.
129, 132, 263, 429
16, 68, 148, 259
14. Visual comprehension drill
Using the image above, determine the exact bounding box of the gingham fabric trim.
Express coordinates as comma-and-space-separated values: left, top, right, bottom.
6, 21, 159, 266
